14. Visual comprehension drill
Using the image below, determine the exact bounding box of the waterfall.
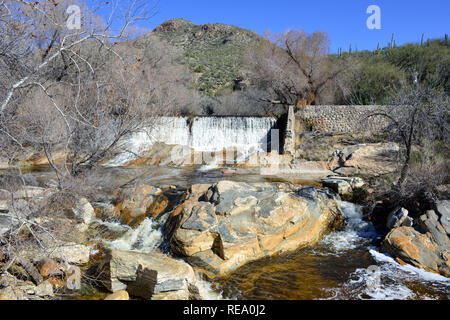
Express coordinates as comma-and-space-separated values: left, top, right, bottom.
148, 117, 191, 146
190, 117, 276, 151
107, 116, 277, 166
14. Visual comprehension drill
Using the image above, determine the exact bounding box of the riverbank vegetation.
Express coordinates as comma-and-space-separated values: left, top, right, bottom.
1, 1, 448, 224
0, 0, 449, 300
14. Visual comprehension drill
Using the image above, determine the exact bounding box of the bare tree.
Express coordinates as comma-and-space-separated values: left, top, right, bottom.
0, 1, 172, 292
0, 0, 165, 185
367, 84, 449, 198
245, 29, 346, 109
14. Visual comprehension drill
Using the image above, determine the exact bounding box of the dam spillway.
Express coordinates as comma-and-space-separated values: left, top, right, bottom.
109, 116, 278, 166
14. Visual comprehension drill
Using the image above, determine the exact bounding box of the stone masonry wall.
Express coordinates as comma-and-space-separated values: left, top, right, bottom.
296, 105, 391, 134
283, 105, 296, 155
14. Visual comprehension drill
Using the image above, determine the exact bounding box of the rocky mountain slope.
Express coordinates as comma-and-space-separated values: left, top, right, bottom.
143, 19, 261, 95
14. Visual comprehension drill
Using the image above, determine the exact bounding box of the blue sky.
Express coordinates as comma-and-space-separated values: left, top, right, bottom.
129, 0, 449, 53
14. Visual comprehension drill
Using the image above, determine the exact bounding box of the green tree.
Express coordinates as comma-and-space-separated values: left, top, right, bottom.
349, 61, 405, 104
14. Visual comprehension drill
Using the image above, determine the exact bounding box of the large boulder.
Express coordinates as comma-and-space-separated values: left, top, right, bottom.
0, 277, 36, 300
34, 280, 54, 297
0, 157, 9, 170
435, 200, 450, 235
382, 226, 450, 277
72, 197, 95, 232
320, 177, 365, 196
113, 184, 169, 227
0, 214, 10, 237
386, 207, 413, 230
329, 143, 399, 177
165, 181, 344, 278
382, 204, 450, 277
31, 150, 66, 166
47, 243, 91, 264
0, 199, 33, 237
0, 200, 8, 212
271, 161, 334, 180
18, 242, 91, 266
418, 209, 449, 247
99, 249, 202, 300
36, 258, 58, 278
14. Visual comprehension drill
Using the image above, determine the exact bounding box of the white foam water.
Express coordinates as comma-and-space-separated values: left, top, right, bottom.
369, 249, 450, 283
106, 117, 276, 166
324, 266, 416, 300
318, 200, 380, 253
325, 250, 450, 300
95, 219, 130, 232
320, 201, 450, 300
100, 216, 226, 299
104, 218, 163, 253
195, 278, 226, 300
190, 117, 276, 152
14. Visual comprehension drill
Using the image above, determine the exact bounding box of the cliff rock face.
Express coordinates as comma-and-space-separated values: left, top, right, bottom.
164, 181, 344, 278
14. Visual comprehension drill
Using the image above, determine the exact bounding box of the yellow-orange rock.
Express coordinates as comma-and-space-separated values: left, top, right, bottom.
104, 290, 129, 300
32, 150, 66, 166
113, 184, 168, 227
37, 258, 58, 278
382, 226, 450, 277
166, 181, 344, 278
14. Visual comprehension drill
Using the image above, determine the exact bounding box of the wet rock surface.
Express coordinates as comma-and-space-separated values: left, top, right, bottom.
382, 201, 450, 277
2, 166, 448, 300
320, 176, 364, 196
112, 184, 169, 227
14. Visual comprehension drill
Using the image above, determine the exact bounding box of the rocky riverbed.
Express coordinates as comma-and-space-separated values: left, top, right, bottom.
0, 164, 449, 300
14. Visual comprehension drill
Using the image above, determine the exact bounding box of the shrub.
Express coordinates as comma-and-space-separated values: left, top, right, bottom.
348, 61, 406, 104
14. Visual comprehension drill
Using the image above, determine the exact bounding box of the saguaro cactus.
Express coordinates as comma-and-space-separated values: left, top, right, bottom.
375, 42, 381, 54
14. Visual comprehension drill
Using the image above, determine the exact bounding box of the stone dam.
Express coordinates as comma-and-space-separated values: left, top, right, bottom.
109, 105, 392, 166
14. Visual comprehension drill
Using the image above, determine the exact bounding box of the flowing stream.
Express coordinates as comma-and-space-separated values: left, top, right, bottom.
89, 173, 449, 300
100, 216, 225, 299
213, 201, 450, 300
7, 166, 449, 300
